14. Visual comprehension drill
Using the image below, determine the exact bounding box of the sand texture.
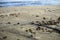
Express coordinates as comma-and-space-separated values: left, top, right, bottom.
0, 6, 60, 40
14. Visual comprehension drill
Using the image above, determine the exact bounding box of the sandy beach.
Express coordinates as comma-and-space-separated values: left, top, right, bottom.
0, 6, 60, 40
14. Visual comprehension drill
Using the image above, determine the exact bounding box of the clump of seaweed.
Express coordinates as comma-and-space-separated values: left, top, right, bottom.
57, 17, 60, 22
25, 30, 28, 32
2, 36, 7, 39
30, 21, 34, 24
29, 29, 33, 33
29, 35, 33, 38
0, 15, 4, 18
17, 22, 20, 25
0, 38, 3, 40
25, 29, 36, 34
36, 27, 41, 30
36, 15, 39, 17
17, 39, 20, 40
7, 22, 11, 24
43, 17, 46, 20
46, 30, 53, 33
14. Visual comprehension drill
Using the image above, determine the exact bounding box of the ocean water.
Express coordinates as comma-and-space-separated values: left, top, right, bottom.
0, 1, 60, 7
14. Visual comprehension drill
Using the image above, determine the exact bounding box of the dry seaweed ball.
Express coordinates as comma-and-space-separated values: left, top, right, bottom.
17, 22, 20, 24
7, 22, 11, 24
47, 21, 53, 25
46, 30, 53, 33
45, 28, 47, 30
39, 22, 42, 26
3, 36, 7, 39
30, 35, 33, 38
1, 30, 4, 32
17, 39, 20, 40
30, 21, 34, 24
36, 27, 41, 30
41, 28, 44, 31
36, 15, 39, 17
41, 21, 46, 25
25, 30, 28, 32
32, 32, 36, 34
0, 38, 3, 40
57, 17, 60, 21
36, 21, 39, 23
43, 17, 46, 20
29, 29, 32, 33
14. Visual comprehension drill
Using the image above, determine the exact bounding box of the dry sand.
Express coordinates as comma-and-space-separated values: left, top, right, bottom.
0, 6, 60, 40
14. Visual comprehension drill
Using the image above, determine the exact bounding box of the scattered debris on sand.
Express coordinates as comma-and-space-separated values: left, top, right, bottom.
0, 6, 60, 40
